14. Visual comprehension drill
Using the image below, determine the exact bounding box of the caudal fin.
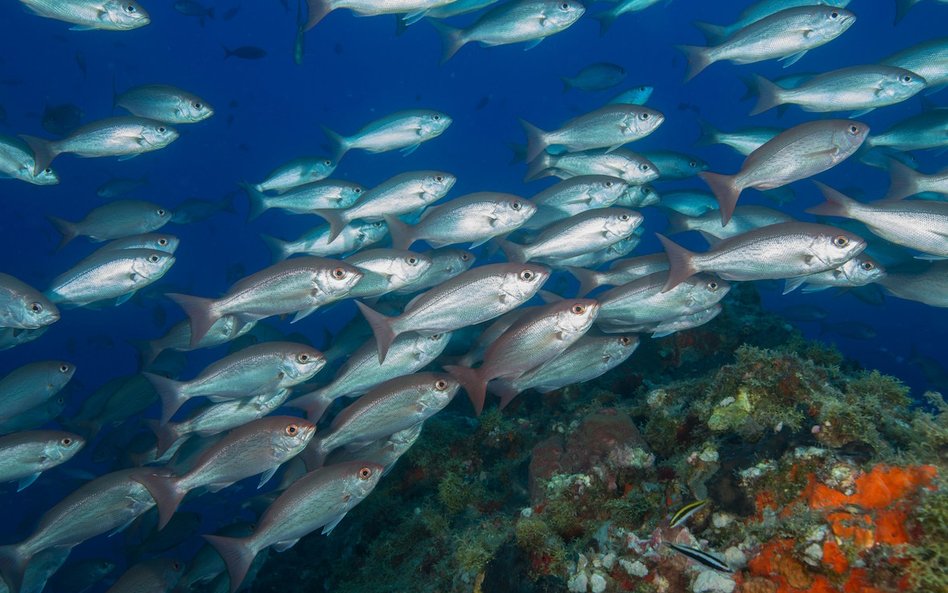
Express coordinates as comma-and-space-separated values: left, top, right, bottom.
655, 233, 699, 292
749, 75, 784, 116
884, 158, 919, 200
202, 535, 257, 593
664, 211, 693, 235
699, 171, 741, 225
241, 181, 270, 221
695, 118, 719, 146
524, 152, 554, 182
321, 125, 349, 163
692, 21, 727, 44
383, 215, 416, 250
132, 471, 185, 530
287, 389, 334, 423
519, 119, 549, 163
136, 338, 163, 369
676, 45, 713, 82
259, 234, 292, 262
47, 216, 79, 250
0, 544, 29, 593
494, 238, 529, 263
430, 20, 465, 63
805, 181, 858, 218
305, 0, 333, 30
355, 301, 399, 363
566, 266, 602, 297
491, 379, 520, 411
311, 209, 348, 243
595, 8, 620, 35
894, 0, 917, 24
143, 371, 190, 425
165, 293, 220, 347
146, 418, 183, 457
444, 364, 487, 416
19, 135, 58, 176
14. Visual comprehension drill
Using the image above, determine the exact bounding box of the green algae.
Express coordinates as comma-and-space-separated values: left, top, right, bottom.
907, 478, 948, 593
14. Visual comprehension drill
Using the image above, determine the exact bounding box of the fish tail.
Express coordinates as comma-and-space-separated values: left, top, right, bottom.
676, 44, 712, 82
507, 142, 527, 164
202, 535, 257, 593
47, 215, 78, 250
519, 119, 549, 163
566, 266, 602, 297
146, 418, 183, 457
300, 439, 328, 470
143, 372, 190, 425
305, 0, 333, 30
320, 125, 349, 163
0, 544, 28, 593
806, 181, 858, 218
894, 0, 916, 24
444, 364, 487, 416
749, 74, 783, 116
737, 74, 759, 102
884, 158, 918, 200
430, 20, 464, 63
259, 234, 291, 262
383, 214, 415, 250
692, 21, 726, 44
698, 171, 741, 225
695, 117, 718, 146
355, 301, 399, 363
495, 238, 528, 263
165, 293, 220, 348
132, 471, 185, 530
664, 211, 693, 235
18, 135, 58, 176
594, 9, 619, 35
288, 389, 334, 423
655, 233, 699, 292
134, 338, 162, 369
524, 152, 553, 181
241, 181, 269, 221
312, 209, 347, 243
492, 380, 520, 411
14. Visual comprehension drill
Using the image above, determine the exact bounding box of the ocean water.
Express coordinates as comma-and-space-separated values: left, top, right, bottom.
0, 0, 945, 592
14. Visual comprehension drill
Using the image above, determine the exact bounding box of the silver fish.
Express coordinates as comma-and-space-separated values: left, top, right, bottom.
324, 423, 423, 475
878, 261, 948, 307
693, 0, 852, 43
18, 0, 150, 30
344, 249, 432, 299
46, 248, 175, 307
86, 233, 179, 257
527, 148, 658, 185
0, 361, 75, 423
546, 231, 642, 269
783, 255, 886, 294
100, 559, 182, 593
0, 135, 59, 185
520, 105, 663, 161
530, 175, 629, 213
697, 120, 780, 157
321, 109, 452, 161
244, 179, 364, 220
0, 274, 59, 330
306, 0, 455, 29
615, 184, 659, 208
394, 248, 475, 294
700, 119, 868, 224
644, 151, 709, 179
885, 160, 948, 200
595, 0, 664, 34
0, 431, 84, 492
48, 200, 172, 248
569, 253, 669, 296
115, 84, 214, 124
498, 208, 643, 263
666, 205, 795, 242
866, 108, 948, 151
651, 304, 723, 337
659, 190, 719, 216
252, 157, 337, 194
657, 222, 866, 291
0, 328, 49, 354
261, 220, 388, 261
139, 316, 256, 368
595, 272, 730, 331
882, 36, 948, 90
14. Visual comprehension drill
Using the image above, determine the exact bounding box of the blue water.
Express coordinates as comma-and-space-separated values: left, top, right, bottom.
0, 0, 945, 591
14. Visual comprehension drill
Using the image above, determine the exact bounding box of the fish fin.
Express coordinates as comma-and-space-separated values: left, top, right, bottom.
320, 125, 349, 163
165, 293, 220, 347
524, 152, 554, 182
805, 181, 857, 218
143, 371, 190, 425
202, 535, 256, 593
494, 238, 528, 263
311, 209, 347, 242
664, 211, 692, 235
18, 135, 56, 177
782, 277, 807, 295
779, 50, 807, 67
469, 236, 491, 248
291, 306, 319, 322
676, 44, 712, 82
401, 9, 427, 25
69, 25, 98, 31
800, 284, 830, 293
241, 181, 269, 221
884, 158, 918, 200
257, 466, 279, 489
132, 471, 184, 530
566, 266, 601, 297
16, 473, 40, 492
321, 511, 348, 535
444, 364, 487, 416
429, 20, 465, 63
259, 234, 291, 262
655, 233, 699, 292
146, 418, 182, 457
383, 214, 414, 250
272, 538, 300, 552
914, 254, 948, 261
561, 77, 572, 93
289, 390, 333, 422
519, 119, 549, 163
924, 83, 946, 96
849, 108, 874, 118
894, 0, 916, 24
697, 231, 722, 246
522, 38, 543, 51
0, 544, 30, 593
491, 380, 520, 410
394, 14, 409, 35
400, 143, 420, 156
695, 117, 719, 146
537, 290, 563, 304
117, 154, 139, 161
749, 74, 783, 116
355, 301, 398, 363
46, 215, 78, 250
114, 291, 135, 306
595, 8, 619, 35
692, 20, 726, 44
698, 171, 741, 225
304, 0, 333, 30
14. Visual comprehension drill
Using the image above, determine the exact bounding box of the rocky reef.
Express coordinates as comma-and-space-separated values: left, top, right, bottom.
249, 285, 947, 593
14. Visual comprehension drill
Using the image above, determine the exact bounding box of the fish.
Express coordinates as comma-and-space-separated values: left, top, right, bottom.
115, 84, 214, 124
17, 0, 150, 30
657, 222, 867, 291
312, 170, 456, 241
693, 0, 852, 44
497, 208, 643, 263
0, 135, 59, 186
134, 416, 316, 528
95, 176, 148, 198
548, 231, 643, 269
357, 262, 550, 362
0, 431, 84, 491
245, 179, 365, 220
20, 117, 179, 175
595, 0, 664, 34
427, 0, 499, 18
171, 195, 237, 224
394, 248, 475, 294
446, 298, 599, 414
526, 148, 658, 184
614, 184, 658, 209
139, 316, 256, 368
166, 257, 364, 346
48, 200, 172, 248
561, 62, 627, 91
520, 105, 664, 161
595, 272, 730, 332
878, 261, 948, 307
885, 160, 948, 200
174, 0, 215, 20
175, 523, 254, 592
699, 119, 868, 224
865, 108, 948, 151
289, 332, 451, 421
307, 0, 455, 29
252, 156, 337, 194
650, 304, 723, 337
608, 85, 654, 105
0, 273, 60, 329
98, 559, 183, 593
669, 499, 708, 528
40, 104, 82, 137
431, 0, 585, 62
523, 176, 629, 230
260, 220, 388, 261
569, 253, 669, 296
678, 6, 856, 81
46, 249, 176, 308
344, 249, 433, 299
322, 109, 452, 161
807, 182, 948, 258
223, 46, 267, 59
643, 151, 709, 179
666, 542, 732, 572
324, 423, 423, 474
697, 120, 780, 157
659, 190, 719, 217
882, 36, 948, 91
666, 205, 796, 242
385, 192, 536, 250
0, 390, 62, 433
0, 361, 75, 422
203, 461, 383, 593
46, 559, 115, 593
783, 255, 886, 294
304, 373, 458, 467
143, 341, 325, 423
751, 66, 926, 116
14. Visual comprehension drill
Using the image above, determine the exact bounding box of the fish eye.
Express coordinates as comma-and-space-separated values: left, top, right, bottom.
157, 126, 166, 133
407, 256, 419, 265
708, 281, 719, 290
43, 168, 52, 174
833, 235, 850, 248
61, 437, 73, 446
158, 238, 168, 246
619, 336, 631, 345
560, 2, 569, 8
172, 561, 182, 571
297, 352, 311, 363
435, 175, 444, 182
432, 114, 441, 121
434, 379, 449, 390
430, 333, 443, 340
861, 261, 875, 270
461, 253, 471, 261
30, 302, 43, 313
59, 364, 70, 373
358, 466, 373, 479
604, 180, 614, 187
619, 213, 630, 221
193, 101, 203, 109
830, 11, 838, 18
641, 164, 650, 171
332, 267, 347, 279
373, 221, 384, 228
639, 112, 650, 120
570, 304, 586, 314
56, 396, 65, 405
354, 187, 363, 194
689, 161, 697, 167
285, 424, 300, 436
148, 254, 161, 263
512, 201, 523, 211
519, 269, 535, 281
324, 160, 332, 166
901, 75, 912, 82
849, 125, 859, 134
126, 4, 137, 12
157, 208, 166, 216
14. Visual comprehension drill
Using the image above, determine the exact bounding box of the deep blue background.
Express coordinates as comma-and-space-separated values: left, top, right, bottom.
0, 0, 946, 587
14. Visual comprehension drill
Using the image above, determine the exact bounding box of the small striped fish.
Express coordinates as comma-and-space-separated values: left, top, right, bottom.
666, 542, 732, 573
669, 499, 708, 528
